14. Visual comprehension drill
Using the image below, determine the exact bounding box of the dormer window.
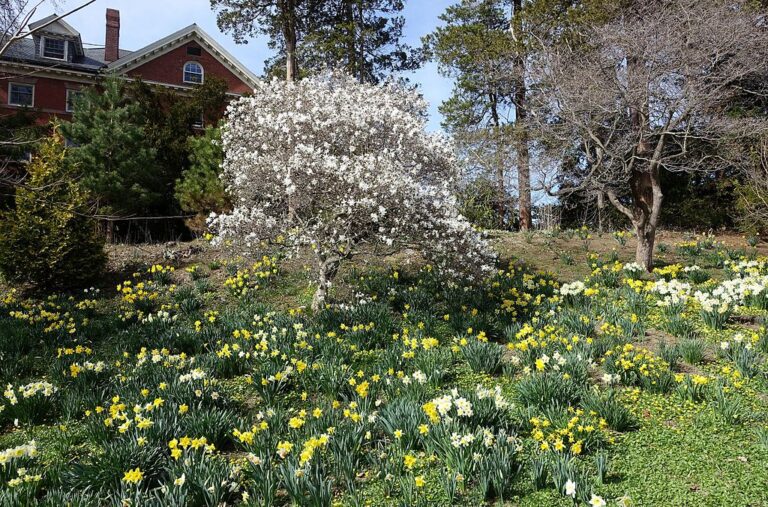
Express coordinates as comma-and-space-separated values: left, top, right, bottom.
183, 62, 204, 84
42, 37, 67, 60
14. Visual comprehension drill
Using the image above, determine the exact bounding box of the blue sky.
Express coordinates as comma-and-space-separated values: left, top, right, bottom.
42, 0, 455, 130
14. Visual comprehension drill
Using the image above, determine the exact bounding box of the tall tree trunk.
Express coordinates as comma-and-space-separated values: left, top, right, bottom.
344, 0, 356, 75
597, 191, 604, 234
516, 120, 532, 230
489, 98, 506, 226
357, 0, 365, 83
512, 0, 532, 231
283, 0, 298, 81
495, 133, 506, 228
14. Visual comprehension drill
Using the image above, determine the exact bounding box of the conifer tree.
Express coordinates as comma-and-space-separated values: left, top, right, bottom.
424, 0, 520, 228
62, 77, 159, 217
211, 0, 420, 83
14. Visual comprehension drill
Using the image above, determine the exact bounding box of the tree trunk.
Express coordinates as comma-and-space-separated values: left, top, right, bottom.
597, 192, 605, 234
629, 168, 663, 271
283, 0, 298, 82
517, 125, 532, 230
495, 131, 506, 228
634, 221, 655, 270
311, 255, 340, 312
489, 98, 506, 227
512, 0, 532, 231
357, 0, 365, 83
343, 0, 356, 75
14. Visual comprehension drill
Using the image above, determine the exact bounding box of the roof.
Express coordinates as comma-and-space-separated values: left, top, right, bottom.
107, 24, 259, 88
28, 15, 80, 38
1, 38, 104, 72
0, 22, 257, 90
84, 47, 134, 63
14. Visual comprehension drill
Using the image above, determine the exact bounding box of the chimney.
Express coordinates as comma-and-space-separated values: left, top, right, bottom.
105, 9, 120, 63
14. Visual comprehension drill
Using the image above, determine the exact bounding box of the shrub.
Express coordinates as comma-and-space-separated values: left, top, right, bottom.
457, 176, 507, 230
0, 128, 106, 287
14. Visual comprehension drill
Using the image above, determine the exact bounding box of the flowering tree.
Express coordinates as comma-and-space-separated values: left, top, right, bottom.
210, 73, 494, 310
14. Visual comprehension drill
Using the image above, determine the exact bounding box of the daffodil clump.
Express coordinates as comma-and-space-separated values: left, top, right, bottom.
224, 256, 279, 299
602, 344, 672, 390
530, 409, 608, 455
652, 263, 683, 281
117, 270, 177, 321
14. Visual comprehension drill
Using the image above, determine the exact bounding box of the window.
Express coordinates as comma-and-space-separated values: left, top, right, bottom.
42, 37, 67, 60
8, 83, 34, 107
183, 62, 204, 84
66, 89, 83, 113
187, 46, 202, 56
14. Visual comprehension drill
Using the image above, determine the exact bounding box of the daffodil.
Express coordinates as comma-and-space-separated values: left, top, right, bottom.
122, 468, 143, 485
589, 494, 606, 507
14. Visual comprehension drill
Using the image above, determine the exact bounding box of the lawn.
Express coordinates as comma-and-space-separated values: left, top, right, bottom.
0, 229, 766, 506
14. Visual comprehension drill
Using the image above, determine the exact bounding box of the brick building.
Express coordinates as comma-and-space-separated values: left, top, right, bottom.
0, 8, 258, 124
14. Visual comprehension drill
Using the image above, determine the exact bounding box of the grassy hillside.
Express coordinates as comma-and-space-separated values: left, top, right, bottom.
0, 229, 766, 506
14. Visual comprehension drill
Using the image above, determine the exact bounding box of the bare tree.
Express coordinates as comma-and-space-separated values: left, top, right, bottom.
0, 0, 95, 58
533, 0, 768, 269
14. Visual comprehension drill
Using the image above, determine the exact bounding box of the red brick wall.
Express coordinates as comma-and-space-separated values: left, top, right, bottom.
126, 41, 251, 94
0, 74, 86, 123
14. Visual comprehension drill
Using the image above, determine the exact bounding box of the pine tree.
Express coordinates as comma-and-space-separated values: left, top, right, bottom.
211, 0, 420, 83
175, 126, 230, 233
62, 77, 159, 217
298, 0, 422, 84
0, 127, 106, 287
424, 0, 519, 228
211, 0, 324, 81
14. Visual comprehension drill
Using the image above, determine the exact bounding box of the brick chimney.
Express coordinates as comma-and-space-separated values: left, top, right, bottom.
105, 9, 120, 63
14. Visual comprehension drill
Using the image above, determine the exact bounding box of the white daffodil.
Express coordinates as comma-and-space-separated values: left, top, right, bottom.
589, 494, 607, 507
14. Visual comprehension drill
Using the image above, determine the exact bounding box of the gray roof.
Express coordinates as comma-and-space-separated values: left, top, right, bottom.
28, 15, 80, 37
84, 47, 134, 64
1, 22, 256, 89
1, 38, 133, 73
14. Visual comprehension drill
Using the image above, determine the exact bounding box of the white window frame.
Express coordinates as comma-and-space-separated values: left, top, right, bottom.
183, 61, 204, 84
8, 82, 34, 107
65, 89, 83, 113
41, 36, 68, 61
